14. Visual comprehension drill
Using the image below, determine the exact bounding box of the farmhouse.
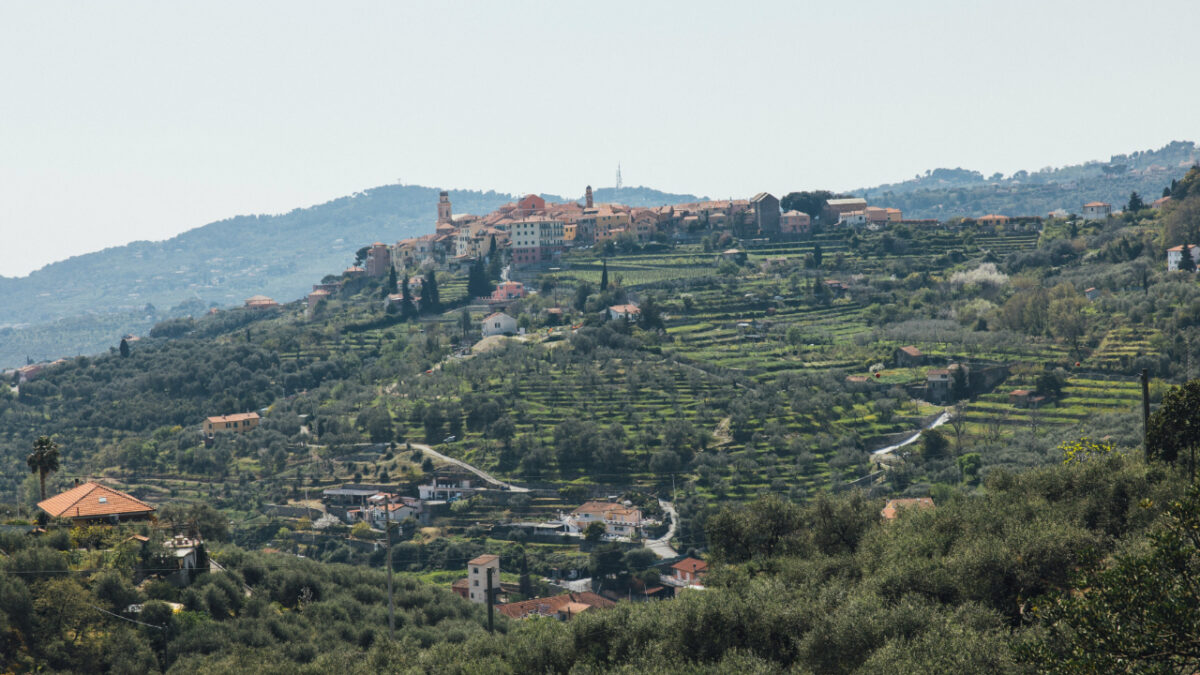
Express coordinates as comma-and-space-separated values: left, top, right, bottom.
203, 412, 260, 436
669, 557, 708, 586
566, 501, 643, 537
38, 481, 156, 524
481, 312, 518, 337
894, 346, 924, 367
1081, 201, 1112, 220
497, 592, 615, 620
1167, 244, 1200, 271
607, 304, 641, 322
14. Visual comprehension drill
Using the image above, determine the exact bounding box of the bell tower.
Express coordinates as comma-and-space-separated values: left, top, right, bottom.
585, 185, 594, 208
437, 190, 453, 224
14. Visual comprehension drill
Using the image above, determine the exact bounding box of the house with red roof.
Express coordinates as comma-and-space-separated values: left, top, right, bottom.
497, 592, 615, 620
669, 557, 708, 586
1082, 201, 1112, 220
880, 497, 935, 520
38, 482, 156, 524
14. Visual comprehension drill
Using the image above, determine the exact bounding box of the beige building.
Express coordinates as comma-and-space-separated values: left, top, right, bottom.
467, 554, 500, 604
203, 412, 261, 435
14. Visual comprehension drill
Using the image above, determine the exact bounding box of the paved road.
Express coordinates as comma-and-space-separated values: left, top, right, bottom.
410, 442, 529, 492
646, 499, 678, 558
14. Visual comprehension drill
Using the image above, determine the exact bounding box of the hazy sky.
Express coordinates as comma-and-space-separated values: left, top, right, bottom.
2, 0, 1198, 277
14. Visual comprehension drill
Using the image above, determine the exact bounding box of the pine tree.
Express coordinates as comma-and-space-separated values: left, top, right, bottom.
600, 259, 609, 291
1127, 191, 1146, 212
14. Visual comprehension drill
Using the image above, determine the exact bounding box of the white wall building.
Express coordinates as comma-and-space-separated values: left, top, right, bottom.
467, 554, 500, 604
1168, 245, 1200, 271
481, 312, 518, 337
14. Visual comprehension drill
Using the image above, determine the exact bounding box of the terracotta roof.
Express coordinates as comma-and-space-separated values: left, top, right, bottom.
881, 497, 935, 520
1010, 389, 1031, 396
898, 346, 921, 357
1168, 244, 1196, 252
1083, 201, 1110, 207
497, 592, 615, 620
38, 482, 156, 520
670, 557, 708, 574
608, 304, 641, 314
469, 554, 499, 566
483, 312, 513, 322
206, 412, 260, 424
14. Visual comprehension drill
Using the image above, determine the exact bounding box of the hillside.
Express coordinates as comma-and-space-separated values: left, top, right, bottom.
855, 140, 1200, 219
0, 184, 699, 367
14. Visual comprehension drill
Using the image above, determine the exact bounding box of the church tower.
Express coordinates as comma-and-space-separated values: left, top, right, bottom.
437, 191, 453, 224
585, 185, 594, 208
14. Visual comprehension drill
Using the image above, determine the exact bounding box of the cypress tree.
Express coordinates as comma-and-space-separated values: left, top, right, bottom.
119, 338, 130, 358
600, 259, 609, 291
400, 274, 417, 319
423, 270, 441, 314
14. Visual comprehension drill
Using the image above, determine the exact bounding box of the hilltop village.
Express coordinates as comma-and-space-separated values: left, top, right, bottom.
4, 164, 1200, 672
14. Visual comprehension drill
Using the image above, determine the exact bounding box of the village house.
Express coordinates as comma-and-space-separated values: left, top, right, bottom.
779, 210, 811, 234
203, 412, 260, 436
490, 281, 527, 303
1084, 287, 1100, 301
481, 312, 518, 337
925, 363, 968, 404
244, 295, 278, 310
749, 192, 781, 234
566, 501, 643, 537
1081, 201, 1112, 220
1167, 244, 1200, 271
466, 554, 500, 604
607, 304, 641, 322
894, 345, 924, 367
837, 210, 868, 227
822, 197, 868, 224
977, 214, 1009, 228
418, 468, 486, 501
668, 557, 708, 586
880, 497, 935, 520
38, 481, 156, 524
497, 592, 616, 620
365, 242, 392, 277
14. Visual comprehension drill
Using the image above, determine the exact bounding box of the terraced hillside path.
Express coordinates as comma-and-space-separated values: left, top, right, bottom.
646, 499, 679, 559
410, 442, 529, 493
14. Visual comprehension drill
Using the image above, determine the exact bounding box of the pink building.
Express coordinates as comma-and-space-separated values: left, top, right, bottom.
491, 281, 527, 303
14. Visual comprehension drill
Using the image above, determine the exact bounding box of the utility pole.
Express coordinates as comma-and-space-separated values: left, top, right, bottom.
1141, 368, 1151, 463
486, 567, 495, 633
385, 519, 395, 639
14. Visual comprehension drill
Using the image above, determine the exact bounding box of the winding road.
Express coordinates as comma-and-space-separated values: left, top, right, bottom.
409, 442, 529, 492
646, 499, 679, 559
870, 410, 953, 456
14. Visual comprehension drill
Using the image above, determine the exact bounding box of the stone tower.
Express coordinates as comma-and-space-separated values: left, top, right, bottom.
437, 190, 453, 224
585, 185, 594, 208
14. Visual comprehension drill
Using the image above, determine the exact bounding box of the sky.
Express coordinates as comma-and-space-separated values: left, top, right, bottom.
1, 0, 1198, 277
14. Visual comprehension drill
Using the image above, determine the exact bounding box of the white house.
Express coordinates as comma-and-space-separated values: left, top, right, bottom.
481, 312, 518, 337
1168, 244, 1200, 271
467, 554, 500, 604
606, 304, 641, 322
565, 501, 643, 537
1081, 201, 1112, 220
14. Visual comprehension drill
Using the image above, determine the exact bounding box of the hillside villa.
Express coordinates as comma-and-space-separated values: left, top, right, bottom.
38, 481, 156, 524
203, 412, 260, 436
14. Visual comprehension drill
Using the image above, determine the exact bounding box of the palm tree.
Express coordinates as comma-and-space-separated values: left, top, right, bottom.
27, 436, 60, 501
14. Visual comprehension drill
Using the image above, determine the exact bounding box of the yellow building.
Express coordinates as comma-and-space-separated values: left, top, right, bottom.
203, 412, 260, 436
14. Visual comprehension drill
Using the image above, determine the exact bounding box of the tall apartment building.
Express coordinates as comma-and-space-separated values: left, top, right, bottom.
511, 217, 564, 265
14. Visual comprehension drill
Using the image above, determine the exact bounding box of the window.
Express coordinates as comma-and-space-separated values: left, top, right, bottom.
98, 497, 108, 504
473, 579, 479, 586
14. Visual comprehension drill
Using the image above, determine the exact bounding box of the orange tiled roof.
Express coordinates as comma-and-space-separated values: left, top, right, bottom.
206, 412, 260, 424
881, 497, 935, 520
38, 482, 156, 519
670, 557, 708, 574
497, 592, 615, 620
469, 554, 499, 566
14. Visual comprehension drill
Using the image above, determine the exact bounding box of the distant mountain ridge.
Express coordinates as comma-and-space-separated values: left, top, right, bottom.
854, 140, 1200, 219
0, 183, 699, 367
